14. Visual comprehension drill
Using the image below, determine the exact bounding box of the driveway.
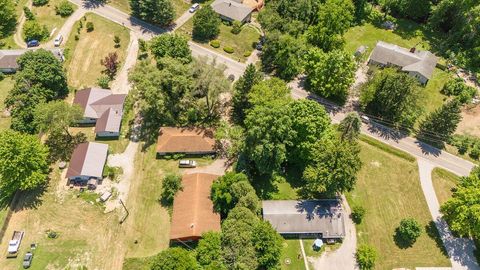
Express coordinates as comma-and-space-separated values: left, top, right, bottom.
183, 158, 230, 176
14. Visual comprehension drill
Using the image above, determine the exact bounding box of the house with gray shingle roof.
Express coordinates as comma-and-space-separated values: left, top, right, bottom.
211, 0, 254, 23
368, 41, 438, 84
0, 49, 64, 73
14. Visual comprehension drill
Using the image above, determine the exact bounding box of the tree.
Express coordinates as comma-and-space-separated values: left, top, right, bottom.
386, 0, 431, 22
231, 20, 242, 34
150, 247, 199, 270
149, 34, 191, 64
351, 205, 366, 224
252, 220, 283, 269
130, 0, 175, 26
418, 99, 461, 145
192, 6, 221, 41
113, 35, 121, 48
305, 48, 356, 102
32, 0, 48, 6
196, 232, 225, 269
24, 7, 35, 21
232, 64, 263, 125
302, 137, 361, 196
45, 131, 86, 162
248, 78, 291, 107
339, 112, 362, 141
360, 68, 422, 129
0, 0, 17, 38
101, 52, 120, 79
97, 75, 111, 89
6, 49, 68, 133
86, 21, 94, 32
160, 173, 182, 206
395, 218, 422, 247
356, 244, 377, 270
55, 0, 75, 17
0, 130, 49, 197
23, 20, 49, 41
441, 78, 477, 104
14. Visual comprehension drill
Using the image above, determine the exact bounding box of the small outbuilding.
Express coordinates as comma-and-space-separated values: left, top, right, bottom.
156, 127, 216, 157
66, 142, 109, 185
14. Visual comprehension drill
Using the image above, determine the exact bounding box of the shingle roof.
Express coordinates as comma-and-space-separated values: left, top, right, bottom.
0, 49, 64, 70
66, 142, 108, 179
156, 127, 216, 155
262, 200, 346, 238
73, 88, 112, 119
95, 108, 123, 133
369, 41, 438, 79
170, 173, 221, 241
212, 0, 254, 21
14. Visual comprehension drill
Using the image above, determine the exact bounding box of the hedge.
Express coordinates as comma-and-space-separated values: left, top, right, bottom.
210, 40, 220, 48
223, 46, 234, 54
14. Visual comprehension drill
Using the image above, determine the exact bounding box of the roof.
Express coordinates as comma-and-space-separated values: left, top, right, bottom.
262, 200, 346, 238
369, 41, 438, 79
212, 0, 254, 21
66, 142, 108, 179
156, 127, 216, 154
170, 173, 221, 241
0, 49, 64, 70
95, 108, 123, 133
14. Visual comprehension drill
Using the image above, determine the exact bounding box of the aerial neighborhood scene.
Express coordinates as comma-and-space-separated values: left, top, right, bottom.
1, 0, 480, 269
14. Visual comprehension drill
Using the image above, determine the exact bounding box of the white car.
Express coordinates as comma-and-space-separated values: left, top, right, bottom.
179, 160, 197, 168
189, 3, 200, 13
54, 35, 63, 47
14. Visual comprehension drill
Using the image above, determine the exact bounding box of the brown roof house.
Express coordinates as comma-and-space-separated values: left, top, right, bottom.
368, 41, 438, 85
73, 88, 127, 138
212, 0, 254, 23
170, 173, 221, 242
0, 49, 64, 73
156, 127, 216, 157
66, 142, 109, 188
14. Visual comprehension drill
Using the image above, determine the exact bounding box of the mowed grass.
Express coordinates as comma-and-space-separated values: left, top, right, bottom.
0, 76, 14, 131
107, 0, 200, 19
0, 0, 29, 49
432, 168, 460, 205
64, 13, 130, 89
347, 141, 451, 269
280, 239, 306, 270
31, 0, 78, 41
418, 68, 452, 116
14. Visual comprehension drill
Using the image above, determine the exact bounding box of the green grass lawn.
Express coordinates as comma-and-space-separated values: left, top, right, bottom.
0, 76, 14, 131
64, 13, 130, 89
432, 168, 460, 206
0, 0, 29, 49
107, 0, 204, 19
31, 0, 78, 41
280, 239, 306, 270
347, 140, 451, 269
418, 68, 453, 118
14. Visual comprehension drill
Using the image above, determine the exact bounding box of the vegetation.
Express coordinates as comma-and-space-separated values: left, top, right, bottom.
130, 0, 175, 26
0, 0, 17, 38
196, 232, 224, 269
23, 20, 49, 41
432, 168, 459, 205
149, 34, 191, 64
356, 244, 377, 270
352, 205, 366, 224
101, 52, 120, 79
441, 78, 477, 104
55, 0, 74, 17
149, 247, 199, 270
339, 112, 362, 141
232, 64, 263, 125
24, 7, 35, 20
32, 0, 48, 6
192, 6, 220, 41
160, 173, 182, 207
86, 21, 94, 32
417, 99, 462, 146
395, 218, 423, 248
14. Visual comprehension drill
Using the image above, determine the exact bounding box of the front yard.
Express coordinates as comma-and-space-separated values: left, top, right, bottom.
31, 0, 78, 41
107, 0, 200, 19
432, 168, 460, 206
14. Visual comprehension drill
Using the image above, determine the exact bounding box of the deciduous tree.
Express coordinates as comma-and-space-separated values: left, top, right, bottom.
150, 247, 199, 270
196, 232, 225, 269
160, 173, 182, 206
149, 34, 192, 64
395, 218, 422, 247
356, 244, 377, 270
0, 0, 17, 37
192, 6, 221, 41
130, 0, 175, 26
252, 220, 283, 269
101, 52, 120, 79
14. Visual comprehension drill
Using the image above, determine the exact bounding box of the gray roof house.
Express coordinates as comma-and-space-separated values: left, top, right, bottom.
73, 88, 127, 138
66, 142, 108, 184
262, 200, 346, 239
0, 49, 64, 73
212, 0, 254, 23
368, 41, 438, 84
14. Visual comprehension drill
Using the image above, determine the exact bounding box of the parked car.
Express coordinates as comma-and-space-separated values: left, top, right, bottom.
54, 35, 63, 47
179, 160, 197, 168
189, 3, 200, 13
7, 231, 24, 258
23, 252, 33, 269
360, 115, 370, 123
256, 42, 263, 51
26, 40, 39, 47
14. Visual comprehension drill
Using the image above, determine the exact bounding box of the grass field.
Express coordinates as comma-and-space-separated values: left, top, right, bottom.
64, 13, 130, 89
280, 239, 306, 270
418, 68, 452, 116
432, 168, 460, 206
31, 0, 78, 41
346, 141, 451, 269
0, 76, 14, 131
0, 0, 29, 49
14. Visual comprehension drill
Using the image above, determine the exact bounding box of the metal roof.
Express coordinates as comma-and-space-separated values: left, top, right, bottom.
66, 142, 108, 179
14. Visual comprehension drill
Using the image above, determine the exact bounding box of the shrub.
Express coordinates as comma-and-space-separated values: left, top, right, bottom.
441, 78, 477, 104
23, 7, 35, 21
32, 0, 48, 6
231, 20, 242, 34
395, 218, 422, 247
23, 20, 49, 41
113, 35, 120, 48
0, 72, 4, 81
55, 0, 75, 17
47, 230, 58, 239
351, 205, 366, 224
356, 244, 377, 270
470, 143, 480, 160
86, 21, 94, 32
243, 50, 252, 57
223, 46, 234, 54
74, 34, 79, 40
97, 76, 111, 89
210, 39, 220, 48
103, 165, 122, 181
160, 174, 182, 206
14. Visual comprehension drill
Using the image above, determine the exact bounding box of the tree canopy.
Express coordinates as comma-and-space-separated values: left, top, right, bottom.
149, 34, 192, 64
149, 247, 199, 270
418, 99, 461, 145
196, 232, 225, 269
192, 6, 221, 41
130, 0, 175, 26
339, 112, 362, 141
0, 0, 17, 38
232, 64, 263, 125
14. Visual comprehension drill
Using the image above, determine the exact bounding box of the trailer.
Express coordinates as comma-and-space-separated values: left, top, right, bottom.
7, 231, 24, 258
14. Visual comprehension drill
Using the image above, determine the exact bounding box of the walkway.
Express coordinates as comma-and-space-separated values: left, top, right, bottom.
43, 7, 87, 48
417, 159, 479, 270
13, 0, 31, 48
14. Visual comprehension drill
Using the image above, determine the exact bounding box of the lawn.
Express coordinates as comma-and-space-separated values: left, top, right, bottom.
177, 19, 261, 62
346, 140, 451, 269
418, 68, 452, 116
0, 0, 29, 49
31, 0, 78, 41
107, 0, 202, 19
280, 239, 307, 270
64, 12, 130, 89
0, 76, 14, 131
432, 168, 460, 206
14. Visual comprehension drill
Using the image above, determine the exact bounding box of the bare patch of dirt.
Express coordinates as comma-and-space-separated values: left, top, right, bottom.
457, 104, 480, 137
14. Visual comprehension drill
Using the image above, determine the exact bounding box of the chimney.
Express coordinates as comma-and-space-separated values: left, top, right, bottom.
410, 47, 416, 53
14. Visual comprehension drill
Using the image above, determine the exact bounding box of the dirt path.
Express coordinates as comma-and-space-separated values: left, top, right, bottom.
13, 0, 31, 48
42, 7, 87, 48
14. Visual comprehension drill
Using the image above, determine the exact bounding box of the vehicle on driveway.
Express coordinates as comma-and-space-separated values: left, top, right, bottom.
54, 35, 63, 47
26, 40, 39, 47
7, 231, 24, 258
189, 3, 200, 13
179, 160, 197, 168
22, 252, 33, 268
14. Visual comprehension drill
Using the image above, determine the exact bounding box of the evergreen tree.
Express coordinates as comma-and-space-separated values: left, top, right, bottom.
339, 112, 362, 141
232, 64, 262, 125
418, 99, 462, 145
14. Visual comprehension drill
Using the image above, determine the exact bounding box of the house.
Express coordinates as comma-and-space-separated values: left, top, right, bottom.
262, 200, 346, 240
66, 142, 109, 187
170, 173, 221, 242
156, 127, 216, 157
368, 41, 438, 84
73, 88, 127, 138
211, 0, 254, 23
0, 49, 64, 73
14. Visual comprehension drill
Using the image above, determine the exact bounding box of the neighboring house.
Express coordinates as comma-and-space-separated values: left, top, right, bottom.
66, 142, 109, 188
156, 127, 216, 157
368, 41, 438, 84
170, 173, 221, 242
0, 49, 64, 73
73, 88, 127, 138
211, 0, 254, 23
262, 200, 346, 240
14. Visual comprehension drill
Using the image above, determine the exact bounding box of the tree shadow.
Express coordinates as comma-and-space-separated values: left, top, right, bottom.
426, 221, 449, 257
13, 184, 48, 212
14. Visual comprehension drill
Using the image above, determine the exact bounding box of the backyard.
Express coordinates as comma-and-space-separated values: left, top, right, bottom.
432, 168, 460, 205
64, 13, 130, 89
347, 140, 451, 269
31, 0, 78, 42
0, 76, 13, 131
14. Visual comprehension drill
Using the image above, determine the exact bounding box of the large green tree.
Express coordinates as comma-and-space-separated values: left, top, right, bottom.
339, 112, 362, 141
149, 247, 199, 270
196, 231, 225, 269
386, 0, 431, 21
232, 64, 263, 125
0, 130, 49, 197
418, 99, 462, 144
149, 34, 192, 64
252, 220, 283, 269
305, 48, 356, 102
192, 6, 221, 41
0, 0, 17, 38
130, 0, 175, 26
